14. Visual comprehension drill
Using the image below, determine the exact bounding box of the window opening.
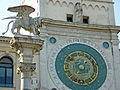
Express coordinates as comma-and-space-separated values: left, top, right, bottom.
83, 16, 89, 24
0, 57, 13, 87
67, 14, 73, 22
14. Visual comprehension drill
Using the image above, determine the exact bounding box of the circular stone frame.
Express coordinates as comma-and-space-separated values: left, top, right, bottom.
103, 42, 109, 48
55, 43, 107, 90
48, 39, 113, 90
49, 37, 56, 44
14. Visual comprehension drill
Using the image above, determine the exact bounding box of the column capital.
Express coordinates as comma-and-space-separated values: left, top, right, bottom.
111, 40, 119, 46
17, 62, 36, 75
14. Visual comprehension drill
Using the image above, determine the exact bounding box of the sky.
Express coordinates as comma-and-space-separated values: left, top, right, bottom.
0, 0, 21, 36
0, 0, 120, 37
114, 0, 120, 26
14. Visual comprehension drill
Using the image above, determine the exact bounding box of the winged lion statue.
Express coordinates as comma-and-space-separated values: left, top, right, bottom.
2, 5, 42, 36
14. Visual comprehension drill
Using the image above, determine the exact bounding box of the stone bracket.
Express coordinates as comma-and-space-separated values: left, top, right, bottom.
10, 35, 44, 55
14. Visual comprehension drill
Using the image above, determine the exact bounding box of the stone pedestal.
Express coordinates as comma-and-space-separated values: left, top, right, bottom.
10, 35, 44, 90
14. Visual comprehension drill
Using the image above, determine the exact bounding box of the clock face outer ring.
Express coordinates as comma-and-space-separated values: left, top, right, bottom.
48, 39, 113, 90
55, 43, 107, 90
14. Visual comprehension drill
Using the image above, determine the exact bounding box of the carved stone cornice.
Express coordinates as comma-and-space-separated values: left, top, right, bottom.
42, 18, 120, 33
10, 35, 44, 55
0, 36, 11, 43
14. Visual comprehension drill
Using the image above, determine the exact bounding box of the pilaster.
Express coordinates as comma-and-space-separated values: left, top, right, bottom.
111, 40, 120, 90
10, 35, 44, 90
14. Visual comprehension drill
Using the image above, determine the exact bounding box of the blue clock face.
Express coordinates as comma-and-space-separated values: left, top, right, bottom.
55, 43, 107, 90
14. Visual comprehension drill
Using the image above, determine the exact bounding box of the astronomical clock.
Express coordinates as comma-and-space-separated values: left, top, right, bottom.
48, 38, 113, 90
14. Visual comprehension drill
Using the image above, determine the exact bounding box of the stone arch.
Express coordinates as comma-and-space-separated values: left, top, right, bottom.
0, 56, 14, 87
68, 2, 74, 7
47, 0, 54, 5
62, 1, 67, 7
0, 53, 16, 63
95, 5, 100, 10
82, 3, 87, 8
101, 6, 107, 11
88, 4, 94, 9
48, 0, 56, 4
54, 1, 61, 6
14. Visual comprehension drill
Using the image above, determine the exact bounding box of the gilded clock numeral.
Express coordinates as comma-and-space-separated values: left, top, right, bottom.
64, 51, 98, 85
64, 64, 69, 69
70, 75, 77, 82
68, 56, 74, 61
72, 53, 77, 56
91, 74, 96, 79
66, 71, 72, 77
78, 79, 84, 85
93, 62, 98, 66
78, 52, 84, 56
93, 66, 98, 73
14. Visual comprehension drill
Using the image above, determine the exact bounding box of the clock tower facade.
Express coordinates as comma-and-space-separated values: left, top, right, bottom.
21, 0, 120, 90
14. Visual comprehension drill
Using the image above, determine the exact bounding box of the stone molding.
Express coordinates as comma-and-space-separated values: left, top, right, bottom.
42, 18, 120, 32
47, 0, 114, 4
0, 36, 11, 42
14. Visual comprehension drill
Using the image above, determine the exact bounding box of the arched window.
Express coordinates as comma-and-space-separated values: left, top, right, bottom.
0, 57, 13, 87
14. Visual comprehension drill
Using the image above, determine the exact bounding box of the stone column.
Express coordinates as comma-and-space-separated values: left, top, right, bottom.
10, 35, 44, 90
